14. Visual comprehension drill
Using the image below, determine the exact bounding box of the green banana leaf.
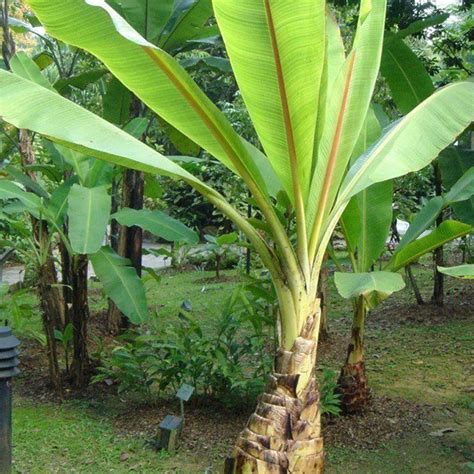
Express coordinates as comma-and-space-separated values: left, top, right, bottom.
437, 265, 474, 280
386, 220, 472, 272
214, 0, 325, 200
90, 246, 148, 323
67, 184, 111, 254
334, 271, 405, 309
339, 82, 474, 204
112, 208, 198, 244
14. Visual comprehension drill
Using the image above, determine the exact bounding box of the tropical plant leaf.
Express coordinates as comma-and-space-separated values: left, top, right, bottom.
339, 82, 474, 204
67, 184, 111, 254
340, 108, 392, 271
381, 34, 434, 114
437, 264, 474, 280
334, 271, 405, 309
394, 13, 449, 40
90, 246, 148, 323
47, 181, 73, 226
26, 0, 271, 199
112, 208, 198, 244
439, 147, 474, 225
10, 51, 55, 91
103, 77, 132, 126
397, 196, 445, 250
54, 68, 108, 95
180, 56, 231, 73
0, 180, 42, 211
0, 70, 277, 279
214, 0, 325, 200
308, 0, 387, 234
444, 167, 474, 205
386, 220, 472, 272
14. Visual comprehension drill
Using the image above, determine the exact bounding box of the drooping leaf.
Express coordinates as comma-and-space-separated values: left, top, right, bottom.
381, 34, 434, 114
339, 82, 474, 204
437, 264, 474, 280
90, 246, 148, 323
334, 271, 405, 309
0, 70, 274, 277
439, 147, 474, 225
386, 220, 472, 272
67, 184, 111, 254
0, 180, 42, 211
26, 0, 271, 199
112, 208, 198, 244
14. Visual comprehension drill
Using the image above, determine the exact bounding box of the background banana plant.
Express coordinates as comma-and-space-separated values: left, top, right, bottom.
0, 0, 473, 470
334, 143, 473, 413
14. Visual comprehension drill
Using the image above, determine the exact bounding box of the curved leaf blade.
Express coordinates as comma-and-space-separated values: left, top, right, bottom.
340, 82, 474, 203
91, 246, 148, 324
112, 208, 198, 244
68, 184, 111, 255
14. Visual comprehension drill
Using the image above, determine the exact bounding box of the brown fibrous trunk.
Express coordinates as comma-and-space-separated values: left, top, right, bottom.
70, 254, 90, 386
337, 299, 370, 414
227, 306, 324, 473
37, 262, 62, 393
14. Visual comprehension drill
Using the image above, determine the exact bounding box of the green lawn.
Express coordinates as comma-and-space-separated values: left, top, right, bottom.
7, 261, 474, 473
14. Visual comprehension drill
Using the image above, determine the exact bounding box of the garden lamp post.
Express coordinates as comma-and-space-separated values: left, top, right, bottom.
0, 327, 20, 474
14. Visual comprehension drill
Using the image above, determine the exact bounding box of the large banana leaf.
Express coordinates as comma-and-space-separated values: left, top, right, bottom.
439, 147, 474, 225
308, 0, 386, 234
386, 220, 472, 272
112, 208, 198, 244
438, 264, 474, 280
26, 0, 270, 200
341, 109, 392, 271
0, 180, 42, 211
338, 82, 474, 204
334, 271, 405, 309
0, 71, 278, 279
380, 34, 434, 115
10, 51, 55, 91
67, 184, 111, 254
90, 246, 148, 323
398, 167, 474, 250
214, 0, 325, 200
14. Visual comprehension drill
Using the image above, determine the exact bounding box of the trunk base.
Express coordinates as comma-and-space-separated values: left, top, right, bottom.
228, 309, 324, 473
337, 361, 370, 415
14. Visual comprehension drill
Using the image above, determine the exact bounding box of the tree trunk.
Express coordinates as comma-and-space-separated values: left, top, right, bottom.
431, 162, 445, 306
107, 168, 144, 334
227, 304, 324, 472
405, 265, 424, 305
337, 297, 370, 415
37, 261, 62, 393
70, 254, 90, 386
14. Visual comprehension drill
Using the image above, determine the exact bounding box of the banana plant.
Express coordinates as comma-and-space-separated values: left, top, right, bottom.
334, 111, 473, 414
0, 0, 473, 470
